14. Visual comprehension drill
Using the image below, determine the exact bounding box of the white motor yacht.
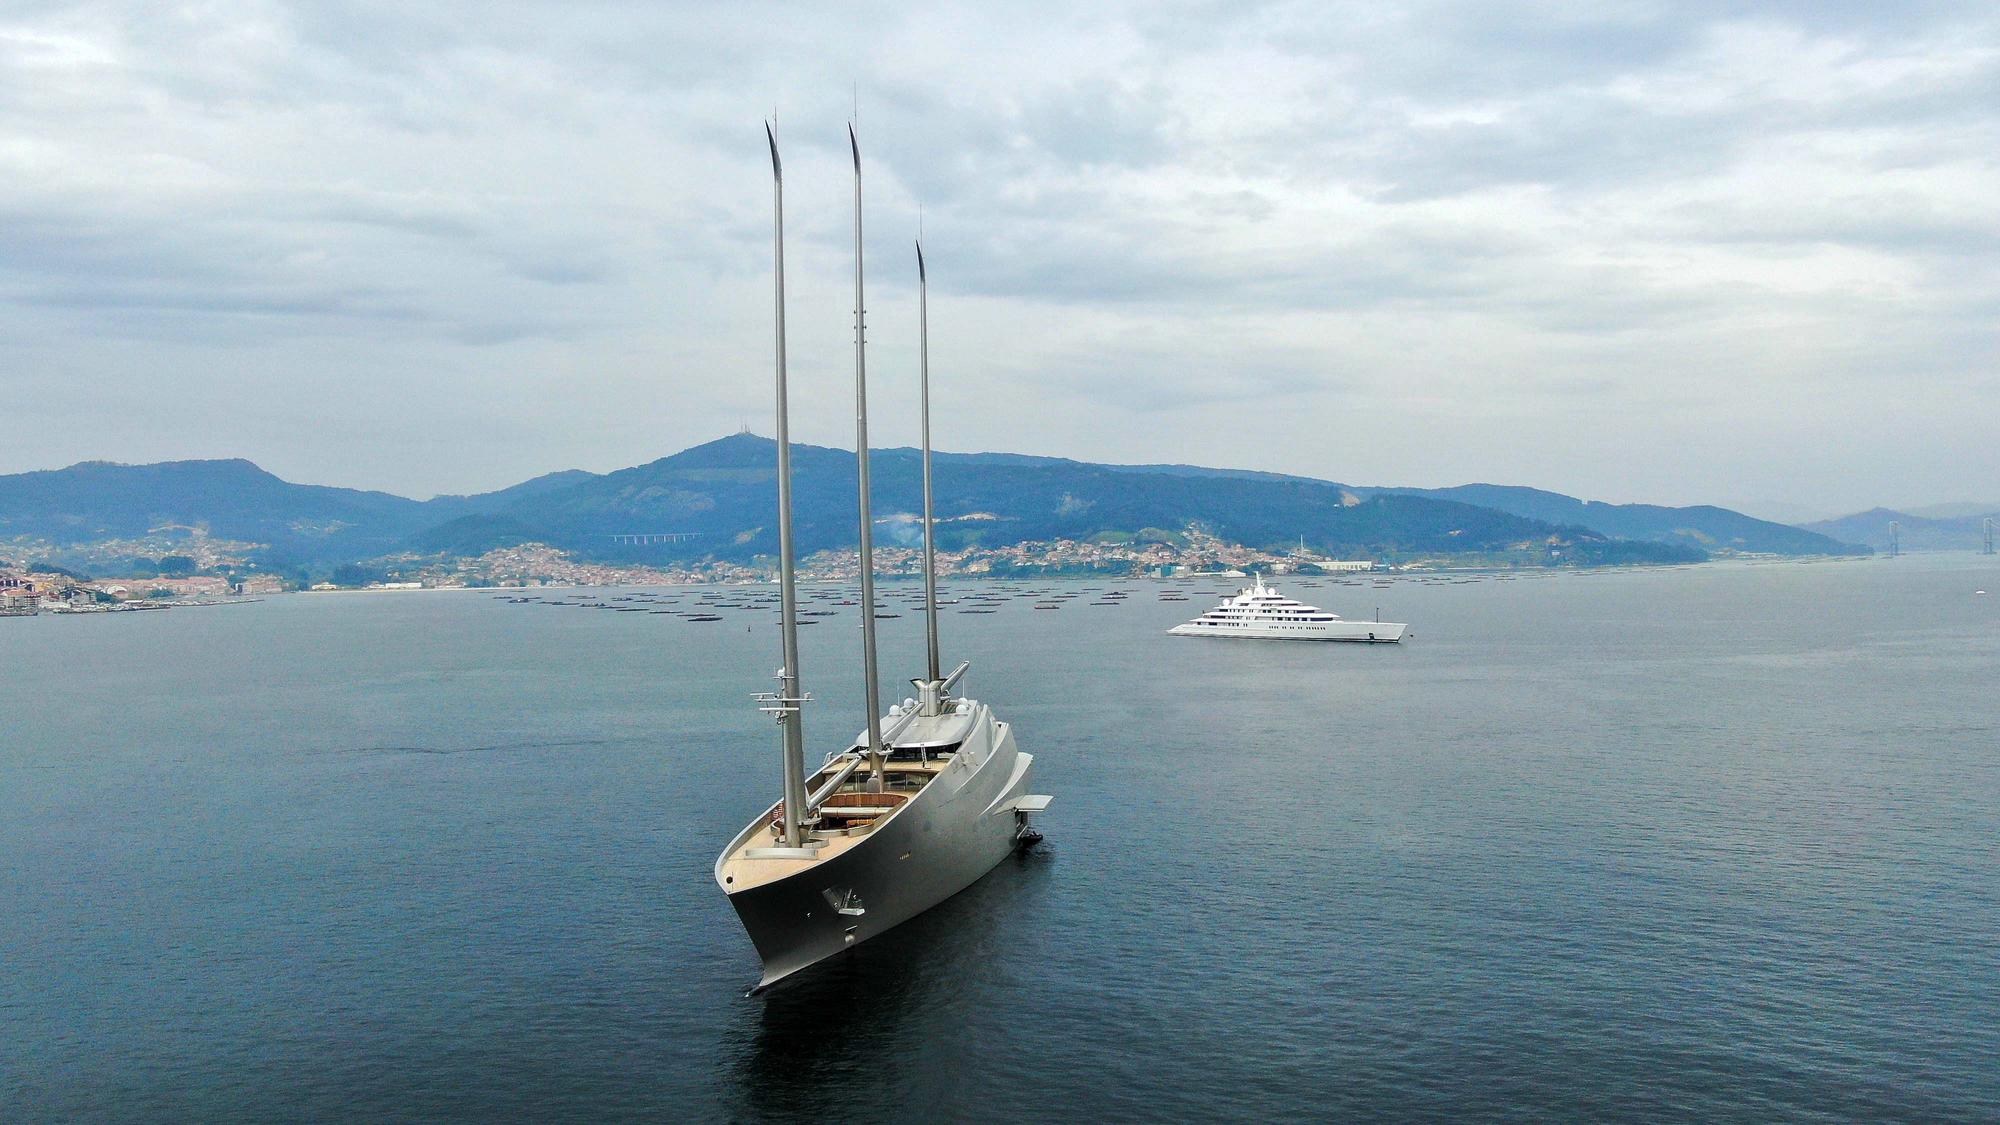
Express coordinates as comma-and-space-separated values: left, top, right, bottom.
1169, 574, 1407, 643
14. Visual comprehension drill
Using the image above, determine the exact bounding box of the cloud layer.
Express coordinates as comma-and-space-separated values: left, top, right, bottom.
3, 1, 1996, 514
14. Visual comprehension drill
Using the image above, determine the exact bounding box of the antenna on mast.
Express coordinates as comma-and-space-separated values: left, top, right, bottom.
850, 122, 887, 792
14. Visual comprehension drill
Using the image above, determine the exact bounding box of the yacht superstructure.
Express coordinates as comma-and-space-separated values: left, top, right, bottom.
1169, 574, 1407, 643
714, 124, 1048, 991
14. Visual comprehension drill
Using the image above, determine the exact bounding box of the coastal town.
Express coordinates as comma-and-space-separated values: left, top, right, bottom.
1, 569, 286, 615
2, 526, 1386, 613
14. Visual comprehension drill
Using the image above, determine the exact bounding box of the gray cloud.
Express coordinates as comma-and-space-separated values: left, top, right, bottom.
0, 0, 1995, 511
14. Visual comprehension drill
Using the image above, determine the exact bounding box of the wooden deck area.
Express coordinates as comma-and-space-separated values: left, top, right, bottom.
717, 758, 945, 892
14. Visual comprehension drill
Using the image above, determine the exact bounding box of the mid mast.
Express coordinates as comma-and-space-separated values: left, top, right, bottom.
850, 125, 887, 791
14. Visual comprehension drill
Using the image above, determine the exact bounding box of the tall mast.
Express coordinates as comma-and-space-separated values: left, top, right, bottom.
850, 124, 887, 788
765, 123, 808, 848
917, 240, 941, 685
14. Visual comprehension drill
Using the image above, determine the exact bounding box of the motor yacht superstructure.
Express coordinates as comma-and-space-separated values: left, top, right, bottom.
715, 123, 1048, 991
1169, 574, 1408, 643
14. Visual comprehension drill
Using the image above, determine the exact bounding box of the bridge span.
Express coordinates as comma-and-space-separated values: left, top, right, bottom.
608, 532, 699, 546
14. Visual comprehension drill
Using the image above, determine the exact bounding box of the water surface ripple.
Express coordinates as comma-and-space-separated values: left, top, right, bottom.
3, 558, 1996, 1121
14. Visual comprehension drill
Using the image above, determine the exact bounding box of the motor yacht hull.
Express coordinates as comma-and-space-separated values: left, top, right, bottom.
717, 709, 1037, 990
1168, 620, 1407, 642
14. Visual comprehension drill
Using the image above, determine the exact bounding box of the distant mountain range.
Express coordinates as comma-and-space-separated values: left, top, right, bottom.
0, 458, 600, 564
0, 434, 1871, 576
1801, 507, 2000, 553
1356, 483, 1856, 557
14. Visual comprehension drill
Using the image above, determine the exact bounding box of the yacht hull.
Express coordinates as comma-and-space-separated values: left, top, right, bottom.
1168, 621, 1407, 642
718, 713, 1036, 990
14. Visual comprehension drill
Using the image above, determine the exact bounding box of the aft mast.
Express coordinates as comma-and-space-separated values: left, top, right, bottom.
758, 123, 810, 850
917, 240, 942, 686
911, 240, 969, 717
850, 124, 887, 791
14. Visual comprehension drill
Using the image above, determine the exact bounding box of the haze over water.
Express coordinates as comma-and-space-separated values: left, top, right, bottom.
5, 557, 1996, 1121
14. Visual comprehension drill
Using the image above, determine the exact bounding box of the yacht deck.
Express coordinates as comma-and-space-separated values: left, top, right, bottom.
718, 757, 945, 891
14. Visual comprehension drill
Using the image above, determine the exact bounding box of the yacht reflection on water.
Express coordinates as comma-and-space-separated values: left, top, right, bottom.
726, 848, 1054, 1115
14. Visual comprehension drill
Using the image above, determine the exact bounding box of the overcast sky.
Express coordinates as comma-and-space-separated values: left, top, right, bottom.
3, 2, 1996, 518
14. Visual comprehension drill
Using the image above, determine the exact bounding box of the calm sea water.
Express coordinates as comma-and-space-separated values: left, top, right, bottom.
4, 557, 1997, 1122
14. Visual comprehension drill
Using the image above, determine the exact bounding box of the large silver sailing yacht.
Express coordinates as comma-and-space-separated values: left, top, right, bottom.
714, 124, 1050, 991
